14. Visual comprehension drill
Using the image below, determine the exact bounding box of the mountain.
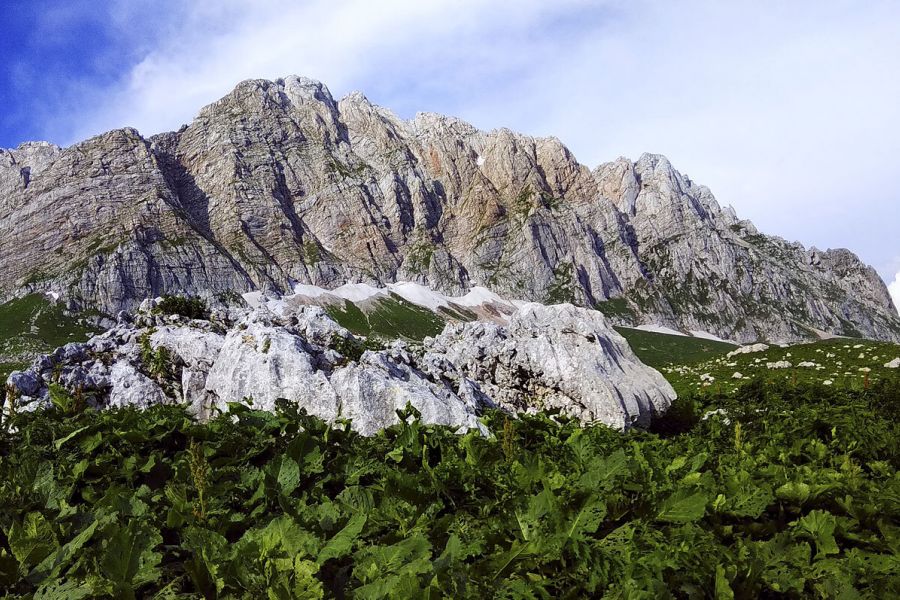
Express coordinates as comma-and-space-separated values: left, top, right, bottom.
1, 75, 897, 343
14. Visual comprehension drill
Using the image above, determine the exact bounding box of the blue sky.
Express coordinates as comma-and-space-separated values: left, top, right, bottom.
1, 0, 898, 308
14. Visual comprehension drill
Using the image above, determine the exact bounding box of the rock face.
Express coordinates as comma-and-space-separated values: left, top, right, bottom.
1, 75, 898, 343
4, 302, 674, 434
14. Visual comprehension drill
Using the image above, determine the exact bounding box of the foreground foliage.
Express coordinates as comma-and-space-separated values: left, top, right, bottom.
1, 377, 899, 598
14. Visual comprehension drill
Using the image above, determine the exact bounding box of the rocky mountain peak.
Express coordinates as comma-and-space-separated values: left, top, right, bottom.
0, 75, 897, 344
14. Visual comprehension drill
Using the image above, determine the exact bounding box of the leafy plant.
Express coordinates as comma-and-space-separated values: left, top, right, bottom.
0, 376, 897, 597
153, 295, 208, 320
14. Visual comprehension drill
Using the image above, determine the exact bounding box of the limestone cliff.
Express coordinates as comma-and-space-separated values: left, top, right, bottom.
1, 76, 897, 343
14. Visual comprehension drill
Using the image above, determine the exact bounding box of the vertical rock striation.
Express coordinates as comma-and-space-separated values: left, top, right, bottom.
1, 75, 897, 343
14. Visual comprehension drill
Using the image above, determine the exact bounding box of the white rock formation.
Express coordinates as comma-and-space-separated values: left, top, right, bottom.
5, 302, 674, 433
422, 303, 675, 429
727, 343, 769, 358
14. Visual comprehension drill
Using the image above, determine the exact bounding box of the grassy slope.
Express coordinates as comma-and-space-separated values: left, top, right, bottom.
0, 294, 98, 360
0, 294, 99, 403
325, 294, 445, 341
615, 326, 737, 369
615, 326, 900, 397
661, 337, 900, 396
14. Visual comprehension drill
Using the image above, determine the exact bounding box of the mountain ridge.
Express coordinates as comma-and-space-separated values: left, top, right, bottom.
1, 74, 897, 343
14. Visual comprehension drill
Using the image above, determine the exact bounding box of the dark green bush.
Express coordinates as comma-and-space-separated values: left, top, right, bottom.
154, 295, 208, 320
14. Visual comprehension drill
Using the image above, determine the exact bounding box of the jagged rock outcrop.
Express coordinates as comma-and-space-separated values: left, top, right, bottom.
4, 302, 674, 434
1, 75, 898, 343
423, 303, 673, 429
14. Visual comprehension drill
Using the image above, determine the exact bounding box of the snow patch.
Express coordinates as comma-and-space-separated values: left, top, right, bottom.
330, 283, 386, 303
476, 155, 485, 167
241, 291, 266, 309
689, 330, 736, 344
453, 286, 511, 307
386, 282, 449, 311
635, 324, 687, 337
292, 283, 329, 298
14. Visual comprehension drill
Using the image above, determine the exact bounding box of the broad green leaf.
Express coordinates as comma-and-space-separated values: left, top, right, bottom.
99, 521, 163, 599
565, 495, 607, 541
714, 564, 734, 600
30, 516, 105, 583
183, 527, 228, 598
34, 579, 93, 600
775, 481, 811, 505
272, 455, 301, 495
318, 514, 366, 563
258, 515, 318, 558
795, 510, 840, 559
656, 490, 708, 523
579, 450, 628, 489
53, 425, 93, 450
7, 512, 57, 567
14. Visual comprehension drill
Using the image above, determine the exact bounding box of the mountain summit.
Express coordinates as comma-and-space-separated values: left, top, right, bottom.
1, 75, 897, 342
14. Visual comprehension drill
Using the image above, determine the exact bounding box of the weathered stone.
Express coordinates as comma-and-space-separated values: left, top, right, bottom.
423, 303, 675, 429
727, 344, 770, 358
204, 321, 340, 417
107, 361, 168, 409
4, 299, 677, 434
1, 76, 898, 344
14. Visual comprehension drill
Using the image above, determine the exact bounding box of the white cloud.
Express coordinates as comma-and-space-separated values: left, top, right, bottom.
889, 272, 900, 315
33, 0, 900, 286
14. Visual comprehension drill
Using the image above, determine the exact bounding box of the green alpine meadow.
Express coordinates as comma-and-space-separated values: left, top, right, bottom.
1, 355, 899, 597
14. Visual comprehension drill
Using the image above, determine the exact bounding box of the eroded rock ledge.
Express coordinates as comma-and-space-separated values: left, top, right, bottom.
5, 301, 675, 434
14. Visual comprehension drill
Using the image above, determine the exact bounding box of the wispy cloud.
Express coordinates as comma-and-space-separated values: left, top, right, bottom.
888, 272, 900, 316
13, 0, 900, 283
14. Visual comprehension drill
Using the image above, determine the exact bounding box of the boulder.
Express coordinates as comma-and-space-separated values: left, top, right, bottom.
424, 303, 675, 429
727, 343, 769, 358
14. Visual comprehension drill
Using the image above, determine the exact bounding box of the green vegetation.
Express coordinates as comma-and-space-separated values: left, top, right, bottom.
302, 241, 322, 265
545, 262, 577, 305
2, 292, 899, 596
616, 327, 737, 370
406, 239, 435, 275
595, 297, 636, 321
512, 185, 534, 221
154, 296, 209, 321
658, 336, 900, 397
1, 373, 899, 597
327, 159, 368, 180
539, 190, 562, 211
325, 294, 445, 341
0, 295, 98, 360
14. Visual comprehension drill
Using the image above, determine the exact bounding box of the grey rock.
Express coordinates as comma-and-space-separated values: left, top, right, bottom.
107, 361, 168, 409
4, 299, 676, 434
204, 321, 340, 417
424, 303, 675, 428
7, 370, 40, 396
0, 76, 897, 344
329, 352, 485, 436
